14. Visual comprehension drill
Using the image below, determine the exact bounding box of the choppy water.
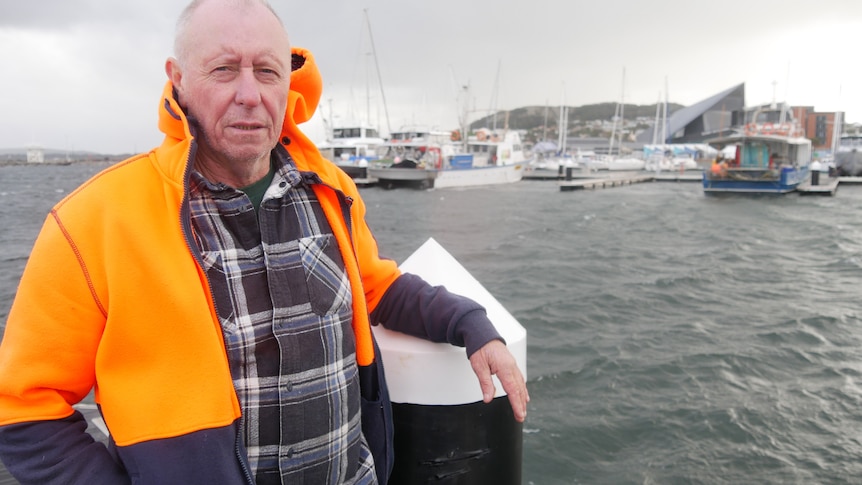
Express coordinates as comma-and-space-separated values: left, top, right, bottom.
3, 163, 862, 484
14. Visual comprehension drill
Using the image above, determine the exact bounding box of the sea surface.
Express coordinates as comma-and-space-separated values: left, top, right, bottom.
2, 162, 862, 484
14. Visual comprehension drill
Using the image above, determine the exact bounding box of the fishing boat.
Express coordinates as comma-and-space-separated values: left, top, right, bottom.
702, 103, 811, 194
363, 129, 453, 189
368, 129, 528, 190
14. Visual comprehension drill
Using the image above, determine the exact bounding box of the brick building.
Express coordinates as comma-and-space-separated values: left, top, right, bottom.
791, 107, 841, 150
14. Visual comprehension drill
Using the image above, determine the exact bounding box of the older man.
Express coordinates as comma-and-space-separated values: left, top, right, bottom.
0, 0, 527, 484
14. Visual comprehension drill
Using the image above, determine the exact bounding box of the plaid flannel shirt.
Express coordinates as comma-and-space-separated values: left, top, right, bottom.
188, 150, 376, 484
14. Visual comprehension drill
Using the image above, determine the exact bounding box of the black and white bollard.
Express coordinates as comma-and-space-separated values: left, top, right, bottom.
810, 160, 821, 186
373, 238, 527, 484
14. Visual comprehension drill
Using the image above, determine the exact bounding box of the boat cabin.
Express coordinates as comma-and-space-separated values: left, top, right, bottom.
318, 125, 386, 165
332, 126, 381, 140
721, 137, 812, 170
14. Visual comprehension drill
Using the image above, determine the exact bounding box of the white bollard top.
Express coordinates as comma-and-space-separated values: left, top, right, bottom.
372, 237, 527, 405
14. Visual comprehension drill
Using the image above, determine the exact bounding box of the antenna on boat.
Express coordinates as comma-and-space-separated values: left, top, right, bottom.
363, 9, 391, 136
770, 80, 778, 108
779, 62, 791, 124
488, 59, 502, 132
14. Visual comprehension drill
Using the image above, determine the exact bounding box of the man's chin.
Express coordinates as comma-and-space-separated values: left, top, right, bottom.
220, 140, 276, 163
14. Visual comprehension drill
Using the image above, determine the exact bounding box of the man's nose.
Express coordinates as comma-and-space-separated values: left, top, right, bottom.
235, 68, 262, 106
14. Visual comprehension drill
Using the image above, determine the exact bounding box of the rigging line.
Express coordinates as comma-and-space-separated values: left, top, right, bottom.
363, 8, 391, 135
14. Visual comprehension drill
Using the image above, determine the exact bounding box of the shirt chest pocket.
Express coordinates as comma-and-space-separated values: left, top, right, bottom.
267, 234, 352, 317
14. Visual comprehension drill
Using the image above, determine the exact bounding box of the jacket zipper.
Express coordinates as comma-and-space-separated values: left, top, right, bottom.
178, 141, 256, 485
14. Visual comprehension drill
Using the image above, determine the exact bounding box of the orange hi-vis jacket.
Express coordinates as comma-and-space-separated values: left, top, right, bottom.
0, 48, 403, 484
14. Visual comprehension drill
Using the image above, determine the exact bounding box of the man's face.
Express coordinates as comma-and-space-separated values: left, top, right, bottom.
172, 2, 291, 166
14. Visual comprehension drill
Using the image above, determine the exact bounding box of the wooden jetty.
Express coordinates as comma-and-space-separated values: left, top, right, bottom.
559, 172, 657, 191
652, 172, 702, 182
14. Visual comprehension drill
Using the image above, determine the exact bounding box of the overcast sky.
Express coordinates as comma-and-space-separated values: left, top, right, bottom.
1, 0, 860, 154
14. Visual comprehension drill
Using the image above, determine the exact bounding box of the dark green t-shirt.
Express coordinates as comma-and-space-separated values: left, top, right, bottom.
240, 161, 276, 212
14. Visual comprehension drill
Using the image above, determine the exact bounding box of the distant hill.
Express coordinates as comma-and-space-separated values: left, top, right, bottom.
0, 148, 101, 157
0, 148, 127, 163
469, 102, 685, 131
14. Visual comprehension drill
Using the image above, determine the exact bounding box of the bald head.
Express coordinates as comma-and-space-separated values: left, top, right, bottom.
174, 0, 285, 67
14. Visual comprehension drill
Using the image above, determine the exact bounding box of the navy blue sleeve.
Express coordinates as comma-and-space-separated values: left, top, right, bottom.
370, 272, 503, 357
0, 411, 129, 485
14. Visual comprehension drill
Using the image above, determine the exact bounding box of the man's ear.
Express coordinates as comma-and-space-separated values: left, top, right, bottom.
165, 57, 183, 94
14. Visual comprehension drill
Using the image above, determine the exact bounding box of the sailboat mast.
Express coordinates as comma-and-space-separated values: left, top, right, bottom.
542, 101, 549, 142
619, 68, 626, 154
608, 68, 625, 156
662, 76, 668, 147
652, 93, 661, 146
558, 83, 567, 154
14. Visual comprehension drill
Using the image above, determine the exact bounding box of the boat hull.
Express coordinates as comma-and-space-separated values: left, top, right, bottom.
702, 166, 809, 194
366, 167, 437, 190
336, 163, 371, 179
434, 163, 524, 189
368, 163, 524, 190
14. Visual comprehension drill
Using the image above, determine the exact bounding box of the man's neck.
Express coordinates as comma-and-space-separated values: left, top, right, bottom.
194, 151, 271, 188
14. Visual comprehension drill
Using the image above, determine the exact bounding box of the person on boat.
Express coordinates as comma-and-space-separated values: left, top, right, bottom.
711, 157, 728, 177
0, 1, 528, 484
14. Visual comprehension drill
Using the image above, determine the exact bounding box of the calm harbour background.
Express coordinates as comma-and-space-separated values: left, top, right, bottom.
2, 162, 862, 484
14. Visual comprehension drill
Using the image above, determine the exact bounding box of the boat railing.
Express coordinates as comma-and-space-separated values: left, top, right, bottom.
705, 167, 780, 181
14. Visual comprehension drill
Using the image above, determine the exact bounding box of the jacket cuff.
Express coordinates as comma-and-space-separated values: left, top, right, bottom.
457, 309, 505, 358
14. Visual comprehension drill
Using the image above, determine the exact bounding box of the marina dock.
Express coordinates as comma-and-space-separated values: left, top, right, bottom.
553, 170, 860, 195
559, 173, 655, 191
797, 175, 840, 196
557, 170, 702, 191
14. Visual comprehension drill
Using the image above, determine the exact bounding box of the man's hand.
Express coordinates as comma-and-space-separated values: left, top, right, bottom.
469, 339, 529, 422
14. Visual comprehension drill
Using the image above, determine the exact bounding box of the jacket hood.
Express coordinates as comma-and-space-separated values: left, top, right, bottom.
285, 46, 322, 128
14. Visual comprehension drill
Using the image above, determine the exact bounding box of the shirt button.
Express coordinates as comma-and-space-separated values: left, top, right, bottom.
285, 381, 293, 392
286, 447, 294, 458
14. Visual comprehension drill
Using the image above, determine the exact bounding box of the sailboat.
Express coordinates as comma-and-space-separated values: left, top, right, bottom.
527, 84, 577, 175
594, 68, 645, 171
643, 78, 698, 172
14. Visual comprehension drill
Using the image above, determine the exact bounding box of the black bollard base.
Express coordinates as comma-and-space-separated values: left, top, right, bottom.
389, 397, 522, 484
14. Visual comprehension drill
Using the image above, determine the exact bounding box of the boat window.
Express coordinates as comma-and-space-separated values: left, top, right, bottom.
741, 142, 769, 168
367, 128, 379, 138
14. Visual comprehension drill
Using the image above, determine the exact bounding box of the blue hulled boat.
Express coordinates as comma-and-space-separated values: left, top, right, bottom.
703, 103, 811, 195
